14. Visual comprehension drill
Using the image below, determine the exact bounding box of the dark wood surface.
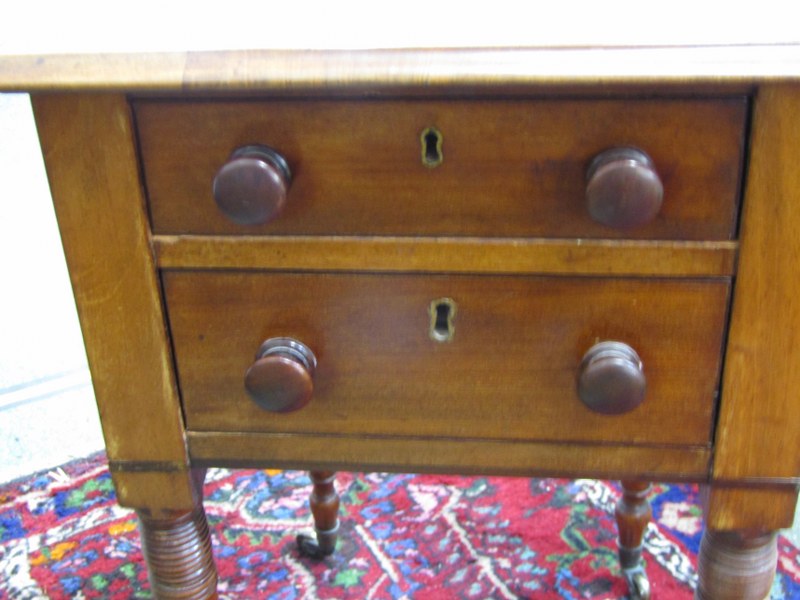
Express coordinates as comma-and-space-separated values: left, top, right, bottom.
244, 338, 316, 413
577, 341, 647, 415
297, 471, 340, 558
163, 271, 729, 447
585, 146, 663, 230
616, 481, 653, 599
136, 98, 746, 240
212, 145, 292, 225
616, 481, 652, 564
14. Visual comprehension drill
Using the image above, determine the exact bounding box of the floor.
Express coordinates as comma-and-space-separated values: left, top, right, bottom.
0, 92, 797, 548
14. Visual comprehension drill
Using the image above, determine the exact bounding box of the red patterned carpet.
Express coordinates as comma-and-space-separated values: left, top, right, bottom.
1, 453, 798, 598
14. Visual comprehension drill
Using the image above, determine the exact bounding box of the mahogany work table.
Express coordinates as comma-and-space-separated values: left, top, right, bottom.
1, 42, 799, 598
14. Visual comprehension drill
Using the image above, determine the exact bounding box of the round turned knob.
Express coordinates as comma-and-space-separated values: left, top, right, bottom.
212, 145, 292, 225
577, 341, 646, 415
244, 338, 316, 413
586, 147, 663, 229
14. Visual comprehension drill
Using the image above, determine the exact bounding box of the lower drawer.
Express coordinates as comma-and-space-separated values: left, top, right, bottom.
163, 272, 729, 446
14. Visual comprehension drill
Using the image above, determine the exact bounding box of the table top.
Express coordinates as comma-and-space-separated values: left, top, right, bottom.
1, 1, 799, 91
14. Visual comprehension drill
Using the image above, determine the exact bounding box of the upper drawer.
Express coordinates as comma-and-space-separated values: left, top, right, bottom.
136, 98, 746, 240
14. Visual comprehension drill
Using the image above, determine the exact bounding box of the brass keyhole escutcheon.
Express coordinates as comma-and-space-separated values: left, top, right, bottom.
429, 298, 456, 342
421, 127, 443, 168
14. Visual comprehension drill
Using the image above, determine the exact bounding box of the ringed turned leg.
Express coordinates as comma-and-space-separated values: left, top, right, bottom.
133, 469, 218, 599
615, 481, 652, 600
698, 485, 798, 599
297, 470, 340, 558
695, 530, 778, 600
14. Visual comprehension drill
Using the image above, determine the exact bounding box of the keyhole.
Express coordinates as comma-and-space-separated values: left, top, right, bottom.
429, 298, 456, 342
421, 127, 443, 168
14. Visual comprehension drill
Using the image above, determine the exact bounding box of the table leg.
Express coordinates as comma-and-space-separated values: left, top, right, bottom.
695, 529, 778, 600
615, 480, 652, 600
297, 470, 340, 558
133, 469, 217, 599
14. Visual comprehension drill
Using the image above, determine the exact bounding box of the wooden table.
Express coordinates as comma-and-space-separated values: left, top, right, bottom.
2, 37, 799, 598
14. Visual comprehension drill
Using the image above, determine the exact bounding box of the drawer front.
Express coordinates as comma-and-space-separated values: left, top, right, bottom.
138, 98, 746, 240
164, 272, 729, 446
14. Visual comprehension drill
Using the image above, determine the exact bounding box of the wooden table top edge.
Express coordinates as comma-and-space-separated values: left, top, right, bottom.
1, 45, 799, 92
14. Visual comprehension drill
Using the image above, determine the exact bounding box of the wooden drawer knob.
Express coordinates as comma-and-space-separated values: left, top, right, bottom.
212, 145, 292, 225
244, 338, 316, 413
577, 341, 646, 415
586, 147, 663, 229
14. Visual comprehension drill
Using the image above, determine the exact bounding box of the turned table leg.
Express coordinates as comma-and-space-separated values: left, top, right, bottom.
130, 469, 217, 599
695, 530, 778, 600
297, 470, 340, 558
137, 505, 218, 599
615, 480, 652, 600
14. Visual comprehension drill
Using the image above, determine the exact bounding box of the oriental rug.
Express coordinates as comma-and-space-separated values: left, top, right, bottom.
1, 453, 798, 599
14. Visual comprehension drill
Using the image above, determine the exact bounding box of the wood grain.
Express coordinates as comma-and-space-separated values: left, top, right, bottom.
186, 431, 711, 481
137, 98, 746, 241
703, 486, 800, 531
163, 272, 730, 446
615, 481, 652, 569
713, 84, 800, 485
0, 47, 797, 92
31, 93, 191, 509
110, 472, 202, 514
137, 504, 218, 599
154, 235, 737, 277
696, 530, 778, 600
